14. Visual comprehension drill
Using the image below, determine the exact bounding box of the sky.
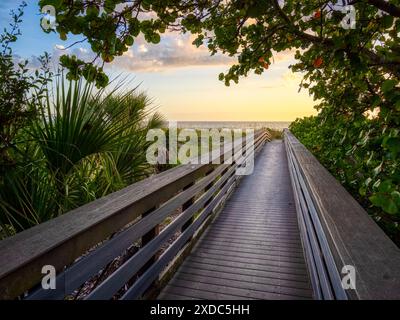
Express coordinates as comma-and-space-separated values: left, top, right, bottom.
0, 0, 318, 122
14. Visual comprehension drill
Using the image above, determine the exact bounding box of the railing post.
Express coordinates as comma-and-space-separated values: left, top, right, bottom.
137, 207, 161, 299
181, 182, 195, 233
203, 168, 216, 207
180, 166, 215, 242
140, 207, 160, 272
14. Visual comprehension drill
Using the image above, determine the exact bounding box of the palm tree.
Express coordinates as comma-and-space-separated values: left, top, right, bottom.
0, 77, 164, 238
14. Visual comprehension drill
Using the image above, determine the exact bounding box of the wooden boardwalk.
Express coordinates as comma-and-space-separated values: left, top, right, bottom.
3, 131, 400, 300
158, 140, 313, 300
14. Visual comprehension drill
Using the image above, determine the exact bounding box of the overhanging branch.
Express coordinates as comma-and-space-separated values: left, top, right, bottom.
367, 0, 400, 18
271, 0, 400, 78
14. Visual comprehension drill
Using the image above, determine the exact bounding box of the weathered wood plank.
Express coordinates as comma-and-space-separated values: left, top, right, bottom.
193, 246, 306, 262
160, 285, 248, 300
175, 272, 312, 298
157, 289, 202, 300
185, 257, 311, 282
208, 226, 302, 239
197, 240, 305, 256
203, 231, 302, 244
180, 264, 311, 290
215, 216, 299, 223
190, 252, 307, 272
213, 221, 300, 228
168, 278, 310, 300
200, 235, 304, 250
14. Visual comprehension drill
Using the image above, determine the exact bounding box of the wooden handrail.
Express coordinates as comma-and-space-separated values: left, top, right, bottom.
0, 129, 271, 300
284, 129, 400, 300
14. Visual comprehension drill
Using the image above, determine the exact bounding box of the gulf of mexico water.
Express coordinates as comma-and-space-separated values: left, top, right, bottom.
173, 121, 291, 130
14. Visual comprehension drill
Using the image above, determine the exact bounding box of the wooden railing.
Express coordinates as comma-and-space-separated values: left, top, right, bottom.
285, 129, 400, 300
0, 129, 271, 300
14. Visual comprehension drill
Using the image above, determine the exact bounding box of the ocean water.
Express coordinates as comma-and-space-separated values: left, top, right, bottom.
174, 121, 291, 131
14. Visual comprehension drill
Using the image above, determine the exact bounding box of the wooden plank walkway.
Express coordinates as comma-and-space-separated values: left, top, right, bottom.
158, 140, 313, 300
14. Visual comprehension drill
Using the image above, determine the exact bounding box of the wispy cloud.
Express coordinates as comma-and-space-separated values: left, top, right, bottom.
23, 30, 297, 75
109, 35, 296, 73
109, 33, 234, 73
45, 32, 234, 73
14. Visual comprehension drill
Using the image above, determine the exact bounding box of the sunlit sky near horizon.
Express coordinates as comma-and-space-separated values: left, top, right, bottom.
1, 0, 318, 121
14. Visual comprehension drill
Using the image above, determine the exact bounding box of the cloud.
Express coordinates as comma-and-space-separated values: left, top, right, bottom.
43, 32, 234, 73
21, 31, 297, 75
50, 44, 98, 67
108, 34, 296, 73
109, 33, 234, 73
11, 45, 98, 73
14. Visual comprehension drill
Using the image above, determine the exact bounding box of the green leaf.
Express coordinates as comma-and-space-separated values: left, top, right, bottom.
382, 79, 397, 93
392, 191, 400, 207
395, 100, 400, 111
379, 180, 392, 193
382, 199, 398, 215
385, 137, 400, 156
382, 15, 394, 28
124, 36, 134, 46
60, 31, 67, 41
369, 194, 383, 207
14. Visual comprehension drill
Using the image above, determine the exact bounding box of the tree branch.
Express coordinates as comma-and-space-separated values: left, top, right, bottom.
271, 0, 400, 78
367, 0, 400, 18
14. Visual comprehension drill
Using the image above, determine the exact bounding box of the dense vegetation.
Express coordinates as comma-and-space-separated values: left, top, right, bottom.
41, 0, 399, 244
290, 113, 400, 245
0, 4, 164, 239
